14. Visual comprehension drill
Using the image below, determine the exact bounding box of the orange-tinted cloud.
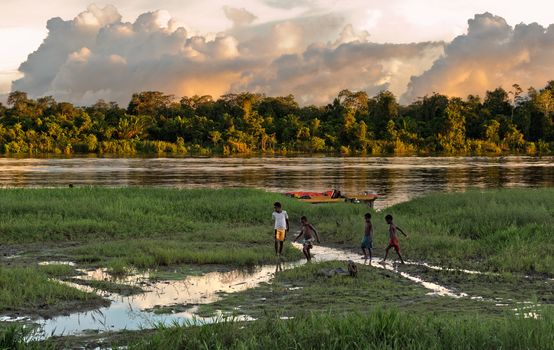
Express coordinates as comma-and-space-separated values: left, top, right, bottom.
12, 6, 554, 106
402, 13, 554, 102
13, 4, 444, 105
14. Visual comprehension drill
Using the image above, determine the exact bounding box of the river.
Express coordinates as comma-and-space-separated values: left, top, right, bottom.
1, 156, 553, 208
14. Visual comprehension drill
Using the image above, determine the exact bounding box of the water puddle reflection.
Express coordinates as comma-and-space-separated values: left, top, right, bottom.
38, 261, 76, 266
24, 244, 531, 338
36, 260, 307, 337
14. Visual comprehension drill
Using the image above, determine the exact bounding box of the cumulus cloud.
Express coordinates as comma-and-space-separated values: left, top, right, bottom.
263, 0, 313, 9
236, 41, 443, 105
14, 5, 553, 106
402, 13, 554, 102
12, 4, 445, 105
223, 6, 257, 27
334, 24, 370, 45
13, 5, 253, 104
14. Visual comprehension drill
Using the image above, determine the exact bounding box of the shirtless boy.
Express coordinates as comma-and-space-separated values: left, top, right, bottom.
293, 216, 320, 262
382, 214, 408, 264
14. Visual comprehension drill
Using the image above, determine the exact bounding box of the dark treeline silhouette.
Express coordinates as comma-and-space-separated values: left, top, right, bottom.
1, 82, 553, 156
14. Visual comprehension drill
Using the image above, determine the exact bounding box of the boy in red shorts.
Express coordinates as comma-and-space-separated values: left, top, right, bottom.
382, 214, 408, 264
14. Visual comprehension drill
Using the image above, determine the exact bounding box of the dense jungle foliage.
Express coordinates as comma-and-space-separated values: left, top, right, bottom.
1, 82, 553, 155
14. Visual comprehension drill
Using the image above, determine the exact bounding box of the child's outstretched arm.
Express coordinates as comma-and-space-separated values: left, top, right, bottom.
293, 230, 304, 243
397, 226, 409, 237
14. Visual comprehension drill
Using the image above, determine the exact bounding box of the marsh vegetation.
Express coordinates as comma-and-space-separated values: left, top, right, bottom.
1, 187, 553, 348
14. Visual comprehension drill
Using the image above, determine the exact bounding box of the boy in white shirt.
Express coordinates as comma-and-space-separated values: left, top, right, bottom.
272, 202, 289, 256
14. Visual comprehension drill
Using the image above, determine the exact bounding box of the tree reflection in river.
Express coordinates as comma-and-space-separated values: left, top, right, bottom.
0, 156, 553, 209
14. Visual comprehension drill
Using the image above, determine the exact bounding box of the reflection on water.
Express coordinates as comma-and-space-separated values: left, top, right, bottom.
36, 251, 307, 337
1, 156, 553, 208
34, 243, 478, 338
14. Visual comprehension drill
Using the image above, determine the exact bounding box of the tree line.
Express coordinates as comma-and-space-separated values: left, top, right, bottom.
1, 82, 553, 156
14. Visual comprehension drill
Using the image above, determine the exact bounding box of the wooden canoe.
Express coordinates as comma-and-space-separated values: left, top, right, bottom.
344, 194, 379, 202
343, 193, 378, 208
297, 196, 345, 204
286, 190, 378, 206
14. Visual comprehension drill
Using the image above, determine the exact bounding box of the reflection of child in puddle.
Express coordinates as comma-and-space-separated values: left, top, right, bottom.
275, 261, 283, 273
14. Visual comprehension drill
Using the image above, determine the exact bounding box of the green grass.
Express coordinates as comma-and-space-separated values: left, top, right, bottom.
198, 261, 429, 317
69, 239, 300, 268
0, 187, 358, 244
401, 264, 554, 304
0, 266, 104, 316
0, 323, 50, 350
196, 261, 505, 319
0, 187, 368, 244
2, 187, 554, 274
129, 308, 554, 350
376, 188, 554, 274
0, 188, 322, 269
1, 187, 554, 347
37, 264, 76, 277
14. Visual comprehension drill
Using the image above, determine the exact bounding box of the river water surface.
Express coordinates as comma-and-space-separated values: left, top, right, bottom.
1, 156, 553, 208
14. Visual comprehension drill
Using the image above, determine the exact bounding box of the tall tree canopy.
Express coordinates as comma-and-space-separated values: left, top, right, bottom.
1, 82, 554, 156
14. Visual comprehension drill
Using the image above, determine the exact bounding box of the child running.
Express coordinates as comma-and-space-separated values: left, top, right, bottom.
272, 202, 289, 256
293, 216, 320, 262
361, 213, 373, 263
382, 214, 408, 264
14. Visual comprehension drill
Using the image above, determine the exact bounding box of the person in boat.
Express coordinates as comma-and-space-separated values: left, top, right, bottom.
331, 189, 342, 199
272, 202, 289, 256
293, 216, 320, 262
382, 214, 408, 264
361, 213, 373, 263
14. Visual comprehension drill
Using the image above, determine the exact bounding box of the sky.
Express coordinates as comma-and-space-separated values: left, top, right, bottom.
1, 0, 554, 105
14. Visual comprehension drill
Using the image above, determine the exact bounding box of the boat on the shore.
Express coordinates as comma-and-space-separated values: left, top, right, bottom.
285, 190, 378, 207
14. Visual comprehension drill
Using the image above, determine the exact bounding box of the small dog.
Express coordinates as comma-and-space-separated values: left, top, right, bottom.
347, 260, 358, 277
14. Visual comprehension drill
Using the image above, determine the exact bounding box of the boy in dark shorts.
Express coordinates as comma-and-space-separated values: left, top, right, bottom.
293, 216, 320, 262
272, 202, 289, 256
361, 213, 373, 263
382, 214, 408, 264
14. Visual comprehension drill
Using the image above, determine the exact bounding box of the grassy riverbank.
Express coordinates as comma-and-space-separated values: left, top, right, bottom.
1, 187, 554, 348
0, 188, 307, 268
1, 187, 554, 315
3, 187, 553, 274
380, 188, 554, 274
